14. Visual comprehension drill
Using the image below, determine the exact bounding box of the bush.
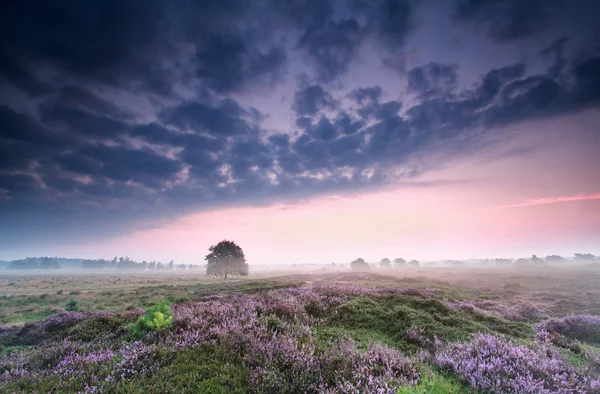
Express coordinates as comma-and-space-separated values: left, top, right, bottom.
41, 311, 89, 332
536, 314, 600, 343
129, 300, 173, 337
433, 333, 600, 393
65, 299, 78, 312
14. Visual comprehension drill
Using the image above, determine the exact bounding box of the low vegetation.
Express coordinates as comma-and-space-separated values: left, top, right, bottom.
1, 267, 599, 393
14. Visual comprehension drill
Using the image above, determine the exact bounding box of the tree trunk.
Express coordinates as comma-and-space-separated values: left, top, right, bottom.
224, 272, 228, 279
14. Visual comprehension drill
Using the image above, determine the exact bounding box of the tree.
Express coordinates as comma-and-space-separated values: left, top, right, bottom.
205, 240, 249, 279
350, 258, 370, 271
408, 260, 420, 267
545, 255, 565, 263
380, 258, 391, 268
81, 259, 105, 270
513, 258, 530, 267
530, 255, 546, 266
574, 253, 597, 262
394, 258, 406, 267
167, 260, 174, 270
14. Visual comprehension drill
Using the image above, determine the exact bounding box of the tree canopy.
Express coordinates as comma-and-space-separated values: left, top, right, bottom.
350, 258, 370, 271
205, 240, 249, 279
394, 258, 406, 267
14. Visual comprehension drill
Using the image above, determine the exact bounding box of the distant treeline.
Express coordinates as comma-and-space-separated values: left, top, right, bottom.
5, 256, 201, 271
351, 253, 599, 270
493, 253, 599, 266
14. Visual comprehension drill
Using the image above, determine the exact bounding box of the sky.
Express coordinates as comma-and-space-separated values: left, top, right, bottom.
1, 0, 600, 264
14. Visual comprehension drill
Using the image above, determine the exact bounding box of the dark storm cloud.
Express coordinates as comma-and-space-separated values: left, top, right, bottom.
160, 99, 254, 137
0, 0, 295, 98
348, 86, 383, 106
57, 144, 183, 188
130, 123, 225, 153
334, 112, 366, 135
55, 86, 132, 120
350, 0, 417, 48
292, 0, 420, 81
407, 63, 458, 97
404, 54, 600, 137
292, 85, 339, 116
453, 0, 567, 42
0, 0, 165, 94
540, 37, 570, 78
573, 56, 600, 104
0, 106, 68, 148
297, 19, 364, 83
0, 106, 74, 174
0, 173, 39, 193
2, 0, 600, 251
484, 76, 565, 126
39, 104, 131, 139
195, 35, 287, 93
477, 63, 526, 103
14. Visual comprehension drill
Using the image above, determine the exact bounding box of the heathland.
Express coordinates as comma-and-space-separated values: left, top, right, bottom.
1, 265, 599, 393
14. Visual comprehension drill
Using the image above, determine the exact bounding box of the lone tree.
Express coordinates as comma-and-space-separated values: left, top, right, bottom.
350, 258, 370, 271
205, 240, 249, 279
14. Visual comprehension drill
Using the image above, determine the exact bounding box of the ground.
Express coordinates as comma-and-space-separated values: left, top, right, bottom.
1, 265, 599, 393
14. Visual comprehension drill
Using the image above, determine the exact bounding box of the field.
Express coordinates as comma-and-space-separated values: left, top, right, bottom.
1, 265, 599, 393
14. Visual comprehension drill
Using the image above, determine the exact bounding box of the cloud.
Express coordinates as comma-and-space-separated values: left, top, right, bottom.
2, 0, 600, 252
0, 0, 168, 94
352, 0, 417, 49
195, 35, 287, 93
160, 98, 254, 137
491, 193, 600, 210
407, 62, 458, 97
348, 86, 383, 106
297, 19, 364, 83
453, 0, 567, 42
292, 85, 338, 116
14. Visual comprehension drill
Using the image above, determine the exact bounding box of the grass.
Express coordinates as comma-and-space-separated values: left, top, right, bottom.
325, 294, 533, 351
1, 266, 599, 392
2, 266, 600, 326
397, 371, 472, 393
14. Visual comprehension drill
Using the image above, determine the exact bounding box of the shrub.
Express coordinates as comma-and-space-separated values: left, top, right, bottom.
41, 311, 89, 333
536, 314, 600, 343
433, 333, 600, 393
129, 300, 173, 337
64, 299, 78, 312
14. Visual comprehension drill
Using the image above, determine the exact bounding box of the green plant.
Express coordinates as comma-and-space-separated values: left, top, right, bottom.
129, 300, 173, 337
397, 371, 471, 393
65, 299, 79, 312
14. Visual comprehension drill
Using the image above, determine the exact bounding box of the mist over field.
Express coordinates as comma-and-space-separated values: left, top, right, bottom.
2, 0, 600, 392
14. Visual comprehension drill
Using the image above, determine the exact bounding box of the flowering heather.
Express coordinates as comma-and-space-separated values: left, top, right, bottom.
433, 333, 600, 393
536, 314, 600, 343
319, 339, 420, 393
41, 311, 94, 332
490, 303, 546, 322
1, 283, 598, 393
446, 301, 491, 316
446, 300, 546, 322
